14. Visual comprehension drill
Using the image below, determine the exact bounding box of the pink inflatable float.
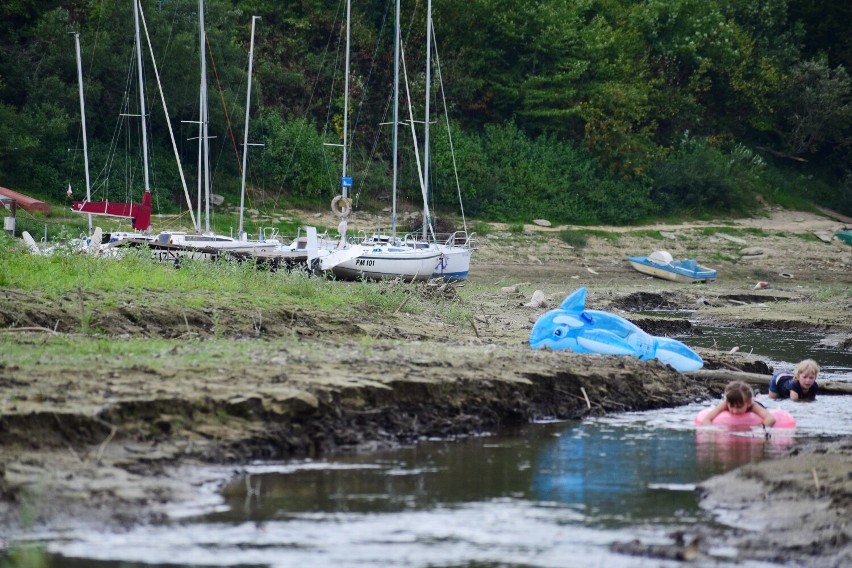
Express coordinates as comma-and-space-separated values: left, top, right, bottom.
695, 408, 796, 428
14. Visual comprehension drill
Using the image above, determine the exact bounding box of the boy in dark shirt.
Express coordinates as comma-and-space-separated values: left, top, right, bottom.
768, 359, 819, 401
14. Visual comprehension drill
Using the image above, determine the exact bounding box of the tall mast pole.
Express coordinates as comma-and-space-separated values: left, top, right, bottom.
74, 33, 93, 234
132, 0, 151, 199
342, 0, 351, 198
422, 0, 433, 241
238, 16, 259, 238
199, 0, 211, 233
391, 0, 400, 238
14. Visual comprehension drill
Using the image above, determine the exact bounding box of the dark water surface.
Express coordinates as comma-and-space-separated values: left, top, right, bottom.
24, 328, 852, 568
682, 324, 852, 382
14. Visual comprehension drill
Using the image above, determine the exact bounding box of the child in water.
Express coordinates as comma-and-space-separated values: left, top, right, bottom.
701, 380, 776, 427
768, 359, 819, 401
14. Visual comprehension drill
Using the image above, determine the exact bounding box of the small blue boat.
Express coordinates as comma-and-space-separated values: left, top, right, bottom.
628, 250, 717, 283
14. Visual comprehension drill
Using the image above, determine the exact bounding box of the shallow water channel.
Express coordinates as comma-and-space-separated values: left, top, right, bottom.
29, 330, 852, 568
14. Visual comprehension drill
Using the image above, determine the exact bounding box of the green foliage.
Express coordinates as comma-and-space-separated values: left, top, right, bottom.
650, 135, 763, 215
431, 121, 655, 224
776, 59, 852, 159
256, 112, 332, 203
1, 0, 850, 225
558, 230, 588, 248
471, 221, 491, 236
508, 222, 525, 234
558, 229, 620, 248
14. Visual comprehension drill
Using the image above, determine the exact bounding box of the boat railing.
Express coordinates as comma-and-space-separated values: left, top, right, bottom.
448, 231, 477, 248
259, 226, 279, 242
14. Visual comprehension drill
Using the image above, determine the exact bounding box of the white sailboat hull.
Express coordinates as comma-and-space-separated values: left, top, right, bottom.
433, 244, 470, 281
331, 245, 442, 282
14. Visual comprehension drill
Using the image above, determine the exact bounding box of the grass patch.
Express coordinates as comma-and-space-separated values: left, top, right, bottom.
0, 234, 460, 326
698, 227, 770, 238
508, 222, 525, 234
628, 229, 667, 240
471, 221, 492, 236
559, 229, 620, 248
558, 230, 588, 248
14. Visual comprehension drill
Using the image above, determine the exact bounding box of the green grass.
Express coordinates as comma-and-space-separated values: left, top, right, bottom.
471, 221, 492, 236
0, 233, 469, 334
628, 229, 666, 240
558, 230, 588, 248
508, 222, 525, 234
558, 229, 620, 248
698, 227, 770, 238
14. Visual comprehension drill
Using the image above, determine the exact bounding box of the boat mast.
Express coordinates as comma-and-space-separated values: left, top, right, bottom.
391, 0, 400, 238
238, 16, 260, 239
422, 0, 432, 242
73, 32, 93, 234
199, 0, 211, 233
342, 0, 351, 199
132, 0, 151, 202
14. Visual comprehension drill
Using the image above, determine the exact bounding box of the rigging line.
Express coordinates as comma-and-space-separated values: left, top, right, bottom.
206, 33, 242, 178
350, 0, 392, 154
354, 56, 394, 206
272, 0, 346, 210
138, 0, 197, 230
352, 0, 393, 207
90, 41, 137, 201
318, 3, 347, 196
400, 39, 436, 242
69, 0, 108, 197
431, 25, 467, 233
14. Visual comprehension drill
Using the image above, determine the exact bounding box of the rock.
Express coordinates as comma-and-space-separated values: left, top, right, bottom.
209, 193, 225, 206
719, 234, 748, 245
527, 255, 542, 264
754, 281, 769, 289
659, 231, 678, 240
501, 285, 519, 294
523, 290, 548, 308
532, 219, 551, 227
740, 247, 765, 256
813, 230, 834, 243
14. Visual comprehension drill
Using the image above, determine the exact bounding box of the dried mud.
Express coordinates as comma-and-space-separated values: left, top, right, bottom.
1, 207, 851, 565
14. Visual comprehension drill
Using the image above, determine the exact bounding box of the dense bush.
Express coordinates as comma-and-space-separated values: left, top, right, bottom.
429, 122, 655, 224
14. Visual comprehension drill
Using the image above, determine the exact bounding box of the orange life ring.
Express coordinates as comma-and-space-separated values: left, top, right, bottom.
331, 195, 352, 217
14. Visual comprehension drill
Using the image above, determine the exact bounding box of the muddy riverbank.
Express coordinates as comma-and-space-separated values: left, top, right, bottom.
1, 206, 851, 565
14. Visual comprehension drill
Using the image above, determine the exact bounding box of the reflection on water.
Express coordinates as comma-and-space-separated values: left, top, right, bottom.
694, 428, 795, 469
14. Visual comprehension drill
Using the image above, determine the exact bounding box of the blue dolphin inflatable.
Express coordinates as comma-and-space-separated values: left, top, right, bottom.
529, 287, 703, 372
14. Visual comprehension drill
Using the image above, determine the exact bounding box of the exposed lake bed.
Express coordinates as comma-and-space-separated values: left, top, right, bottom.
1, 207, 850, 566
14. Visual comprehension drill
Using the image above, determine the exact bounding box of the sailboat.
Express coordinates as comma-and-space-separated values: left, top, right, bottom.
419, 0, 473, 281
71, 0, 198, 245
307, 0, 442, 282
320, 0, 473, 282
142, 7, 288, 262
70, 1, 159, 235
70, 3, 282, 261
